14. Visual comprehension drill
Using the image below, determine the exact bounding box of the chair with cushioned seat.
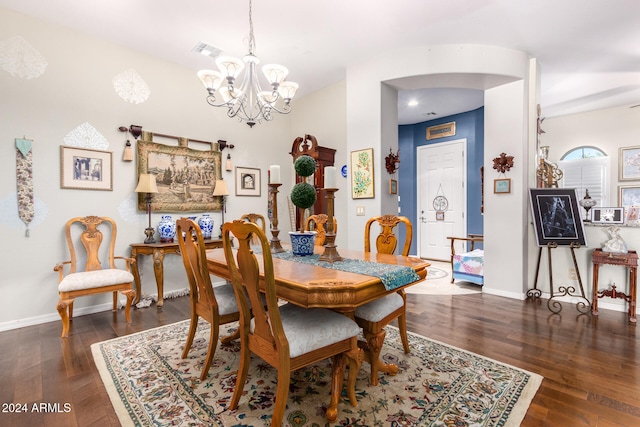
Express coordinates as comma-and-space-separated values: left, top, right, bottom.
240, 213, 267, 245
53, 216, 136, 338
355, 214, 413, 385
447, 234, 484, 286
223, 219, 363, 425
176, 217, 241, 381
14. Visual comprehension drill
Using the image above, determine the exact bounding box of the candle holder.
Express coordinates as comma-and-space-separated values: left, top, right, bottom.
268, 183, 286, 253
319, 188, 343, 263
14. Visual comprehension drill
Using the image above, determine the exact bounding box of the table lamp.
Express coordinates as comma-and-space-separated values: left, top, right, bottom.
213, 179, 229, 237
135, 173, 159, 243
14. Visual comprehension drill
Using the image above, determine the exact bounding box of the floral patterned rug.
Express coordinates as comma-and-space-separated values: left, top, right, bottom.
92, 320, 541, 427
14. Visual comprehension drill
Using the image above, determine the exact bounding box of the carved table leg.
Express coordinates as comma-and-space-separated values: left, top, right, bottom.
327, 353, 346, 421
152, 249, 165, 307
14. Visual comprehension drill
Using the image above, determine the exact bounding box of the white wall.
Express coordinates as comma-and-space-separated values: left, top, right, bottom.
0, 8, 298, 330
535, 105, 640, 314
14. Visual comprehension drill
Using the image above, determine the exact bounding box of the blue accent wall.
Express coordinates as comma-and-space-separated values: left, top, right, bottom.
398, 107, 484, 255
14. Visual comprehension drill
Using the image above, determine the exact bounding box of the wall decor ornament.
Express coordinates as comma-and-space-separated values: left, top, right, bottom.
60, 145, 113, 191
15, 138, 34, 236
385, 147, 400, 174
493, 178, 511, 194
492, 153, 514, 173
0, 35, 48, 79
350, 148, 374, 199
619, 145, 640, 181
112, 68, 151, 104
64, 122, 109, 151
137, 136, 222, 212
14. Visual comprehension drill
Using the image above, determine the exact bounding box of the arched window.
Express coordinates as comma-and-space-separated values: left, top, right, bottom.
558, 146, 610, 210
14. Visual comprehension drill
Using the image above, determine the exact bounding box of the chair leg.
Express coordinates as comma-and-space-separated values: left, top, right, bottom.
397, 312, 410, 354
57, 299, 73, 338
271, 364, 291, 427
200, 321, 220, 381
122, 289, 135, 323
230, 341, 251, 411
346, 345, 364, 406
181, 315, 199, 359
112, 291, 118, 311
327, 353, 346, 422
220, 327, 240, 344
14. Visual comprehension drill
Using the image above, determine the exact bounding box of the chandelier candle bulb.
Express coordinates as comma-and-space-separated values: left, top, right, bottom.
269, 165, 281, 184
324, 166, 337, 188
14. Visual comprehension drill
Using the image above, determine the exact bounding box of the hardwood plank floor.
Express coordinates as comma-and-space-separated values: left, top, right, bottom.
1, 291, 639, 426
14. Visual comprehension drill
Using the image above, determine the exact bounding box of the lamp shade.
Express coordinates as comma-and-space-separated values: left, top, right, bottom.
212, 179, 229, 196
135, 173, 159, 193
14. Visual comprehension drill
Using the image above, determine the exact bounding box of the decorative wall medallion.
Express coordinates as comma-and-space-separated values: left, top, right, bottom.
63, 122, 109, 150
0, 36, 48, 79
112, 68, 151, 104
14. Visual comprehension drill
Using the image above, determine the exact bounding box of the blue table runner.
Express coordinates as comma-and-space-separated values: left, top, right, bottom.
272, 251, 421, 291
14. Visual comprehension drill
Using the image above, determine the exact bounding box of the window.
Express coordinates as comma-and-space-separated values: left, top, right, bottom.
558, 146, 609, 208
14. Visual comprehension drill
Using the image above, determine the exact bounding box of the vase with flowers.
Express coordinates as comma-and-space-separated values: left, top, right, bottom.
289, 155, 317, 255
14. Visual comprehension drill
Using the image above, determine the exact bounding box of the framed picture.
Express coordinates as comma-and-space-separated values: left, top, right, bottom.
426, 121, 456, 140
137, 140, 222, 212
627, 205, 640, 225
591, 207, 625, 224
619, 146, 640, 181
235, 166, 261, 196
493, 178, 511, 194
619, 185, 640, 211
436, 211, 445, 221
529, 188, 587, 247
389, 179, 398, 195
60, 146, 113, 191
351, 148, 375, 199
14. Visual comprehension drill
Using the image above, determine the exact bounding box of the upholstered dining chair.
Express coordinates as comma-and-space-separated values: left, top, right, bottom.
222, 220, 363, 425
176, 217, 241, 381
304, 213, 337, 246
355, 214, 413, 385
53, 216, 136, 338
240, 212, 267, 245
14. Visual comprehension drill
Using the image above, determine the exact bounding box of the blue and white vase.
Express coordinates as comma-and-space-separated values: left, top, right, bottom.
198, 214, 214, 239
158, 215, 176, 243
183, 216, 197, 239
289, 231, 316, 256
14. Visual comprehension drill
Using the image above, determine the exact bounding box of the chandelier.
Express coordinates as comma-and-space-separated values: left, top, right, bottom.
197, 0, 298, 127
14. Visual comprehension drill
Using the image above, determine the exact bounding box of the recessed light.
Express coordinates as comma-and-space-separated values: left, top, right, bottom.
408, 99, 418, 107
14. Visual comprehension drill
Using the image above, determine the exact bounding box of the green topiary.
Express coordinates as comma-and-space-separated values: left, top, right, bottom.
294, 155, 316, 177
290, 182, 316, 209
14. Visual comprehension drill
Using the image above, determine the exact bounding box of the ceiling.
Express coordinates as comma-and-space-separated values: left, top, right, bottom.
2, 0, 639, 125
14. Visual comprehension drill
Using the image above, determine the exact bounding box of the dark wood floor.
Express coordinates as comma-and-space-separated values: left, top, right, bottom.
1, 292, 640, 426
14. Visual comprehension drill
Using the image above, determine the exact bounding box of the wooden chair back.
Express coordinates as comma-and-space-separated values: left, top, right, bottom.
63, 215, 119, 273
364, 214, 413, 256
240, 213, 267, 245
304, 214, 337, 246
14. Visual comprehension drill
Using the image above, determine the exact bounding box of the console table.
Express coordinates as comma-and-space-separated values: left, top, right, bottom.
591, 248, 638, 323
130, 239, 223, 307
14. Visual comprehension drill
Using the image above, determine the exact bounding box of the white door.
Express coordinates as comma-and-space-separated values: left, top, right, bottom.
417, 139, 466, 260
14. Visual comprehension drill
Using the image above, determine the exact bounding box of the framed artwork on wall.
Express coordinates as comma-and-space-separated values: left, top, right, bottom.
350, 148, 374, 199
619, 185, 640, 211
389, 179, 398, 195
529, 188, 587, 247
493, 178, 511, 194
60, 145, 113, 191
619, 146, 640, 181
235, 166, 261, 196
136, 140, 222, 212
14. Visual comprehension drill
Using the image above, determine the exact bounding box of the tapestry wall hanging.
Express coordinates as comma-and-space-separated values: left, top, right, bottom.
137, 136, 222, 212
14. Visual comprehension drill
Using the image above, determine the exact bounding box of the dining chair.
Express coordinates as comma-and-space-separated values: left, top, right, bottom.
304, 213, 337, 246
240, 212, 267, 245
222, 219, 363, 425
53, 216, 136, 338
176, 217, 241, 381
355, 214, 413, 385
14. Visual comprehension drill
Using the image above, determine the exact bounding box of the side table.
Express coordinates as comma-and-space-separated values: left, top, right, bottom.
130, 239, 223, 307
591, 248, 638, 323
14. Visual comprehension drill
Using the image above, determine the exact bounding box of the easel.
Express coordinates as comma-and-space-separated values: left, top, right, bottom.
527, 242, 591, 314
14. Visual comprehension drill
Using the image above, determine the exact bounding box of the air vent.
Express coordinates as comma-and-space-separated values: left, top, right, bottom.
192, 41, 221, 58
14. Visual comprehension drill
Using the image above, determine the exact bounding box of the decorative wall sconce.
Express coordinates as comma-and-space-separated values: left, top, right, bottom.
118, 125, 143, 162
218, 140, 235, 171
385, 148, 400, 174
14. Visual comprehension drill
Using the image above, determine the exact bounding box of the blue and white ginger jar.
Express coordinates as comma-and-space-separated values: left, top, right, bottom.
198, 214, 214, 239
289, 231, 316, 256
158, 215, 176, 243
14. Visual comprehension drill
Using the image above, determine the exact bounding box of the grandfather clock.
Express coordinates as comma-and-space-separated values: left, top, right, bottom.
290, 134, 336, 228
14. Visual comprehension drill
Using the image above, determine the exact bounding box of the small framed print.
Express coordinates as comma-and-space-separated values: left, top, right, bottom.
493, 178, 511, 194
60, 146, 112, 191
436, 211, 445, 221
235, 166, 261, 196
591, 207, 624, 224
619, 146, 640, 181
389, 179, 398, 195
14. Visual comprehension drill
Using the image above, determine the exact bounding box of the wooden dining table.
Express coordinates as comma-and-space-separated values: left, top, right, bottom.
206, 245, 429, 381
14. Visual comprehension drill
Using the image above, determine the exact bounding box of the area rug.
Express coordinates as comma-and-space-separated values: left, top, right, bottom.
92, 320, 542, 427
406, 261, 482, 295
